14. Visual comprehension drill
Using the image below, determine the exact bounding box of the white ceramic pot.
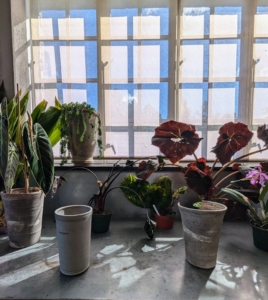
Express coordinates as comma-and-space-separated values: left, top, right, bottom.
55, 205, 92, 275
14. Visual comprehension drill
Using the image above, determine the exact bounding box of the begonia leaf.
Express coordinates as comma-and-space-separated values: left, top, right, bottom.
152, 121, 203, 164
211, 122, 253, 165
135, 160, 158, 181
186, 157, 211, 175
184, 166, 213, 196
257, 124, 268, 147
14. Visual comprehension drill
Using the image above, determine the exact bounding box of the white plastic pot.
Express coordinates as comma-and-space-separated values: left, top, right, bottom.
55, 205, 92, 275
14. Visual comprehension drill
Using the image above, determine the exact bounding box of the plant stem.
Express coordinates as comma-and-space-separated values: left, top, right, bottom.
193, 152, 198, 162
212, 146, 268, 182
213, 170, 240, 190
211, 158, 218, 173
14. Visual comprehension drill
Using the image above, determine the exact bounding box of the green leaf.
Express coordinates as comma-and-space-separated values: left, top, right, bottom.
7, 92, 29, 139
48, 125, 61, 147
31, 100, 48, 123
0, 98, 9, 178
193, 202, 202, 209
23, 123, 54, 195
222, 188, 262, 224
55, 97, 61, 110
36, 106, 61, 137
4, 142, 20, 193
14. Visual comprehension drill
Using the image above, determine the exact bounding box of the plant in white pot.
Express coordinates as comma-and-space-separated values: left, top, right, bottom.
151, 120, 268, 268
59, 102, 103, 166
0, 89, 59, 248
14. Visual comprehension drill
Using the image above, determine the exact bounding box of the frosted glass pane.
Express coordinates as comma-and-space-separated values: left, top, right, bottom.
60, 46, 86, 83
181, 15, 205, 39
253, 88, 268, 124
208, 88, 235, 125
134, 132, 159, 156
182, 131, 202, 160
134, 89, 160, 126
209, 44, 237, 82
102, 46, 128, 84
53, 142, 60, 158
101, 17, 127, 40
207, 131, 219, 160
179, 88, 202, 125
249, 131, 268, 160
58, 18, 85, 40
105, 132, 129, 157
179, 45, 204, 82
105, 90, 128, 126
35, 89, 58, 107
210, 15, 238, 38
62, 89, 87, 104
33, 46, 57, 83
31, 18, 54, 40
254, 14, 268, 37
133, 45, 160, 83
254, 43, 268, 81
133, 16, 160, 39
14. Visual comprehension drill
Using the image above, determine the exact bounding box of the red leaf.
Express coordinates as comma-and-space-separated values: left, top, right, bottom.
257, 124, 268, 146
152, 121, 203, 164
135, 160, 157, 181
211, 122, 253, 165
187, 157, 211, 175
184, 166, 213, 196
232, 163, 241, 171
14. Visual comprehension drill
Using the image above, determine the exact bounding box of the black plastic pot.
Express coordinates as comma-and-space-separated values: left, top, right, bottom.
92, 210, 113, 233
251, 223, 268, 252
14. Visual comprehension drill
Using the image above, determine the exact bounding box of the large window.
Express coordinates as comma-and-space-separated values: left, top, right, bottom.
11, 0, 268, 161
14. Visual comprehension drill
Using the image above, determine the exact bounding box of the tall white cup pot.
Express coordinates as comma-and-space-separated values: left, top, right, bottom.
55, 205, 92, 275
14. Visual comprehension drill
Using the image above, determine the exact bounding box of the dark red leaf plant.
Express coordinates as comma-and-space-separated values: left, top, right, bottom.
152, 120, 268, 201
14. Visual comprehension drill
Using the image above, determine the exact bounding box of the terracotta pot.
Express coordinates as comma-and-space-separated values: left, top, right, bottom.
1, 188, 44, 248
251, 223, 268, 252
69, 111, 98, 166
154, 214, 175, 229
178, 201, 227, 269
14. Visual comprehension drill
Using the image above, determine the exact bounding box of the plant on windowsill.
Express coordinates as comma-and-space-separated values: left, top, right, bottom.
0, 88, 60, 248
59, 102, 103, 166
51, 158, 165, 238
121, 169, 187, 229
150, 120, 268, 268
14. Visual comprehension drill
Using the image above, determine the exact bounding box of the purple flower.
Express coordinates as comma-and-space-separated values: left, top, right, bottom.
246, 166, 268, 187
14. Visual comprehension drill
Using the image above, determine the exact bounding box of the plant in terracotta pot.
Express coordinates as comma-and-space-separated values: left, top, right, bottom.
121, 172, 186, 229
52, 158, 163, 238
151, 120, 268, 268
59, 102, 103, 166
0, 89, 59, 248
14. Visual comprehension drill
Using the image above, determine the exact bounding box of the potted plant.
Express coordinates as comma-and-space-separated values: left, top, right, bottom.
222, 166, 268, 252
59, 102, 103, 166
52, 159, 159, 238
121, 173, 186, 229
151, 120, 268, 268
0, 89, 60, 248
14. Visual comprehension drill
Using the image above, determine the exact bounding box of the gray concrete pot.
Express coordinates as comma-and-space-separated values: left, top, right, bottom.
1, 188, 44, 248
55, 205, 92, 275
178, 201, 227, 269
69, 111, 97, 166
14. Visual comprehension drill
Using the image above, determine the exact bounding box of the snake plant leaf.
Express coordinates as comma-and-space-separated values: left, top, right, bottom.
7, 92, 29, 139
23, 123, 54, 195
0, 98, 9, 178
31, 100, 48, 123
36, 106, 61, 146
4, 142, 20, 193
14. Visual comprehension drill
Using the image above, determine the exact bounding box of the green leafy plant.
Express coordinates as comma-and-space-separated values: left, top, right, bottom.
0, 89, 60, 194
59, 102, 103, 165
121, 174, 186, 217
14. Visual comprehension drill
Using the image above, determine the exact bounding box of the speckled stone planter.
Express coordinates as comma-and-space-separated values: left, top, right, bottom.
178, 201, 227, 269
